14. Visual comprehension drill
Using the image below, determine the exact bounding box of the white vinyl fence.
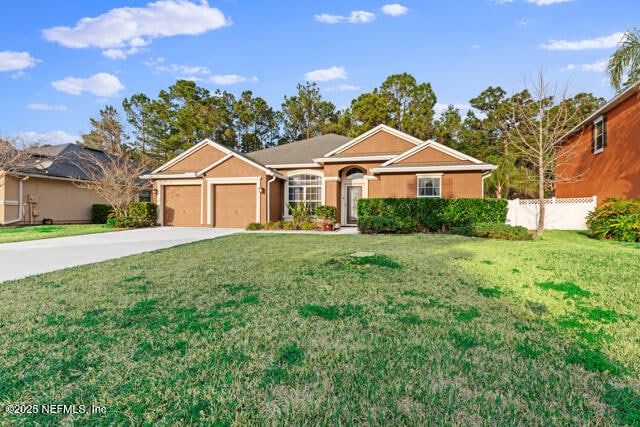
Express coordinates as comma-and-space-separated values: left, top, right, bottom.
506, 196, 597, 230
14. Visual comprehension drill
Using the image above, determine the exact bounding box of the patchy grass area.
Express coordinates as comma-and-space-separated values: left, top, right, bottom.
1, 231, 639, 424
0, 224, 114, 244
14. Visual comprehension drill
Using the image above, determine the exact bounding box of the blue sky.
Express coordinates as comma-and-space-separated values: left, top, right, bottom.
1, 0, 637, 145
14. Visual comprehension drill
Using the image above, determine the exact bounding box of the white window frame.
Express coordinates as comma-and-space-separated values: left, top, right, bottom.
417, 173, 442, 198
284, 170, 324, 217
593, 115, 606, 154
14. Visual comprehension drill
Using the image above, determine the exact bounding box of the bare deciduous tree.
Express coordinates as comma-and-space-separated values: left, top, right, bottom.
0, 138, 32, 176
73, 144, 149, 218
500, 71, 586, 236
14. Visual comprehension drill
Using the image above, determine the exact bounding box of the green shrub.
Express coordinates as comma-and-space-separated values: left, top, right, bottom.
263, 221, 283, 230
114, 216, 140, 228
129, 202, 157, 227
314, 205, 337, 222
105, 217, 117, 227
287, 202, 311, 227
357, 198, 508, 233
586, 198, 640, 242
246, 222, 263, 231
282, 221, 295, 230
300, 221, 315, 231
449, 222, 532, 241
358, 216, 402, 234
91, 204, 113, 224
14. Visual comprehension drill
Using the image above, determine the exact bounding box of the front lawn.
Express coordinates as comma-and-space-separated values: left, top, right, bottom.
1, 231, 639, 424
0, 224, 114, 244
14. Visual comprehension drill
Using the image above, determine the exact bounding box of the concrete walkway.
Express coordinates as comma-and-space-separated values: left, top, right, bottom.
0, 227, 241, 283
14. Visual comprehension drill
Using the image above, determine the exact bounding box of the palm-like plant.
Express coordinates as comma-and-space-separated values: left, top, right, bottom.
607, 28, 640, 92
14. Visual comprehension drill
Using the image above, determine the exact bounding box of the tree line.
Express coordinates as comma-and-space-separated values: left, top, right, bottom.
81, 72, 605, 200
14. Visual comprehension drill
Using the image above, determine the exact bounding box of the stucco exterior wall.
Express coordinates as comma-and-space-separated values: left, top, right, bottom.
6, 176, 107, 224
165, 144, 227, 172
396, 146, 470, 165
369, 172, 484, 199
340, 132, 416, 155
556, 94, 640, 202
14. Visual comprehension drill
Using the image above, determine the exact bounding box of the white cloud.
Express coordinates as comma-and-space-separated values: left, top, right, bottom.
14, 130, 79, 145
315, 10, 375, 24
381, 4, 409, 17
208, 74, 257, 85
526, 0, 572, 4
42, 0, 230, 58
541, 32, 624, 50
51, 73, 125, 97
145, 57, 211, 77
305, 66, 347, 82
562, 59, 608, 72
0, 51, 40, 72
27, 103, 68, 111
326, 84, 360, 92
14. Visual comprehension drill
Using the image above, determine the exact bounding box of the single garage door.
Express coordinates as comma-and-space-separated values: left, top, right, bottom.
163, 185, 201, 226
214, 184, 256, 228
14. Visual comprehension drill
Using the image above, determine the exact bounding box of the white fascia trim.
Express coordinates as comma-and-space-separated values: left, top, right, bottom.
0, 200, 19, 206
313, 154, 395, 163
141, 172, 198, 180
206, 177, 262, 225
371, 164, 498, 173
197, 153, 234, 176
265, 163, 321, 169
323, 124, 422, 157
152, 139, 229, 174
285, 169, 324, 177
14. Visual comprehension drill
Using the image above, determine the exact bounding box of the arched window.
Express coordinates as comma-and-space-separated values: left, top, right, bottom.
287, 174, 322, 212
345, 168, 365, 180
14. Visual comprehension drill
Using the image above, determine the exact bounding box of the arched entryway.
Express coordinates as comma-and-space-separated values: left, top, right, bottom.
340, 167, 367, 225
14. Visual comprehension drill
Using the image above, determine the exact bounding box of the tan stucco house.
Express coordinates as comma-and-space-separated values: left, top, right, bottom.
1, 144, 148, 226
143, 124, 497, 228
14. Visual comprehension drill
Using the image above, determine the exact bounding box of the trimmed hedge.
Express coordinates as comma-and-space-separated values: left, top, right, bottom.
129, 202, 158, 227
449, 222, 532, 240
358, 198, 508, 233
91, 204, 113, 224
587, 198, 640, 242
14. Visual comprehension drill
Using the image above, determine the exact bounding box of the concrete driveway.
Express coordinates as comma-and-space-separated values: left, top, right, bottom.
0, 227, 241, 283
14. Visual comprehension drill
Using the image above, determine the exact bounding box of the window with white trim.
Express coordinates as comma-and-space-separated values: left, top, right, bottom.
287, 174, 322, 213
592, 116, 607, 154
417, 175, 441, 198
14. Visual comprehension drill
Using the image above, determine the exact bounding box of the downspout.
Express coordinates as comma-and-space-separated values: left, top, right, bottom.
481, 171, 492, 199
266, 174, 277, 222
1, 176, 29, 225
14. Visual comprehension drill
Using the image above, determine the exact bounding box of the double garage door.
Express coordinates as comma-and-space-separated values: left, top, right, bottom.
163, 184, 256, 228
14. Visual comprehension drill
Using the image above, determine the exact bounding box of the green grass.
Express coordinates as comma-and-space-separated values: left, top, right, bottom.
1, 231, 639, 424
0, 224, 115, 244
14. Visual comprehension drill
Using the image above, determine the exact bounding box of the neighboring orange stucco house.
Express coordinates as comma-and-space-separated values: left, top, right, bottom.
143, 124, 497, 228
556, 84, 640, 203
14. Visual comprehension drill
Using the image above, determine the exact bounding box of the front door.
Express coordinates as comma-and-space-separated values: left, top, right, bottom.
346, 185, 362, 225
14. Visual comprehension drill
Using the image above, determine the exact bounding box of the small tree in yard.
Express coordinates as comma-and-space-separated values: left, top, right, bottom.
73, 144, 149, 218
499, 71, 586, 236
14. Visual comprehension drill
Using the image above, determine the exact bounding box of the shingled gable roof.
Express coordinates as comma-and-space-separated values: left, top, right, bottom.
12, 143, 114, 182
245, 134, 352, 167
